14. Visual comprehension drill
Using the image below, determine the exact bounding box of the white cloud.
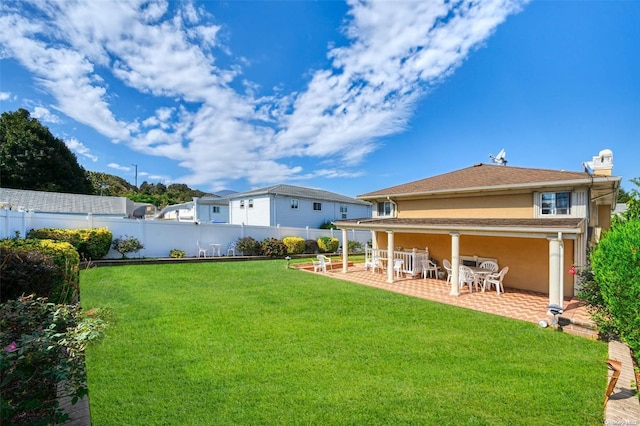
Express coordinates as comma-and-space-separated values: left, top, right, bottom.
31, 106, 60, 123
65, 137, 98, 162
107, 163, 131, 172
0, 91, 11, 101
0, 0, 527, 189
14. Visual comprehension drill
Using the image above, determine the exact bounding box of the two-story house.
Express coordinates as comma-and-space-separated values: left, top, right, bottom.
334, 149, 620, 307
228, 184, 372, 228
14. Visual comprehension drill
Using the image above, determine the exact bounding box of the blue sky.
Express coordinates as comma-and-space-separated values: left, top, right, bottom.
1, 0, 638, 197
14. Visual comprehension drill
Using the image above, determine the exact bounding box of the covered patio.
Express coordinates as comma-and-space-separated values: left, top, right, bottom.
305, 261, 597, 339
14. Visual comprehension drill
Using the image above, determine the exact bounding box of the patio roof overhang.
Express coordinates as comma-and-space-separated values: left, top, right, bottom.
333, 217, 585, 239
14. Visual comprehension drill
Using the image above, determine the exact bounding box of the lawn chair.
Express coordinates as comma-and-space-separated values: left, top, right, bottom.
317, 255, 332, 274
196, 241, 209, 258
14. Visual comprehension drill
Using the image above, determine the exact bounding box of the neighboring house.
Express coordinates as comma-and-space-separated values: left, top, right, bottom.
0, 187, 153, 218
155, 196, 230, 223
228, 184, 372, 228
334, 149, 620, 306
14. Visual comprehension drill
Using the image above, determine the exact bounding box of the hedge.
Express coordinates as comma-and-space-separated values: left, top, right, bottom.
27, 227, 113, 260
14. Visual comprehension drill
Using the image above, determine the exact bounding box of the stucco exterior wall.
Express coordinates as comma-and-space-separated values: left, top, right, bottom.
375, 232, 576, 296
398, 193, 533, 219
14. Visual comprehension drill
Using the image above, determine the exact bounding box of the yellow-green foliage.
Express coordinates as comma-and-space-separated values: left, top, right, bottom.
283, 237, 305, 254
317, 236, 339, 253
0, 238, 80, 303
27, 227, 113, 260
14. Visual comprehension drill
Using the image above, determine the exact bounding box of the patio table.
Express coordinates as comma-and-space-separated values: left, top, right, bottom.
467, 266, 493, 291
210, 243, 222, 257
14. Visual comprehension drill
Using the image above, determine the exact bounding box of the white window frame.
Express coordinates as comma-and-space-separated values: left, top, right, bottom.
212, 206, 220, 214
248, 199, 254, 208
313, 202, 322, 211
377, 201, 393, 217
291, 199, 299, 209
540, 192, 572, 216
240, 200, 245, 209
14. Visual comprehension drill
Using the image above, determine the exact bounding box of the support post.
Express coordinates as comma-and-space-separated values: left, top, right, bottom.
548, 237, 562, 307
341, 228, 348, 273
386, 231, 394, 284
450, 232, 460, 296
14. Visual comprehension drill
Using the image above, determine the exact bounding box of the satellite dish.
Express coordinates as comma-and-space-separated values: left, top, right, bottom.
489, 149, 508, 166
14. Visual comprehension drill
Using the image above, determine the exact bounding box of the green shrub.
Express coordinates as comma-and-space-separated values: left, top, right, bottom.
347, 240, 364, 254
304, 239, 319, 254
317, 236, 339, 253
0, 249, 62, 303
590, 219, 640, 363
169, 249, 186, 258
260, 238, 288, 258
0, 295, 107, 425
111, 235, 144, 259
0, 238, 80, 304
319, 220, 337, 230
27, 228, 112, 260
236, 237, 261, 256
282, 237, 305, 254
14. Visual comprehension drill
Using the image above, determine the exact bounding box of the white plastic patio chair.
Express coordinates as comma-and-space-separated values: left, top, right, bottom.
393, 258, 404, 278
317, 255, 332, 274
421, 259, 439, 279
227, 241, 237, 256
196, 241, 208, 258
442, 259, 453, 284
478, 260, 499, 272
459, 265, 477, 293
484, 266, 509, 295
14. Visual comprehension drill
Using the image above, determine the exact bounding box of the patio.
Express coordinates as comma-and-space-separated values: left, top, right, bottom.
303, 262, 597, 339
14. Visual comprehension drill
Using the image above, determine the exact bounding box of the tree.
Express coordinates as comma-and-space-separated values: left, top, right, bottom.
0, 109, 93, 194
612, 177, 640, 226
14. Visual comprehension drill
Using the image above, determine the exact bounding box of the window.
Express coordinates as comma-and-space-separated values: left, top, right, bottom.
291, 199, 299, 209
377, 201, 392, 216
313, 202, 322, 211
248, 199, 254, 208
541, 192, 571, 215
240, 200, 245, 209
212, 206, 220, 214
340, 205, 348, 219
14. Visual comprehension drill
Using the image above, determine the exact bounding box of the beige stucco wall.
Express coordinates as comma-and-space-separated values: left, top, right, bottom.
597, 204, 612, 229
376, 232, 576, 296
398, 193, 533, 219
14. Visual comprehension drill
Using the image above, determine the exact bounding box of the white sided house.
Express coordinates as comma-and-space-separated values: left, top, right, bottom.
156, 196, 230, 223
228, 184, 372, 228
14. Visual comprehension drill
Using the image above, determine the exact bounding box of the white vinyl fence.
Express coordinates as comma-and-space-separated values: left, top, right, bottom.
0, 209, 371, 259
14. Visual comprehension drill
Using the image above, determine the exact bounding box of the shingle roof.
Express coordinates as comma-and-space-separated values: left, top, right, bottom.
0, 188, 133, 215
231, 184, 371, 206
358, 163, 596, 198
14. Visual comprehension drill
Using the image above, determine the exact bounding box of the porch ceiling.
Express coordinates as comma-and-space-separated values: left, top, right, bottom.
334, 217, 584, 238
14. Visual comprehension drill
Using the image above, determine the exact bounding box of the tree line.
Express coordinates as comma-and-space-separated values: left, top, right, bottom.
1, 109, 213, 208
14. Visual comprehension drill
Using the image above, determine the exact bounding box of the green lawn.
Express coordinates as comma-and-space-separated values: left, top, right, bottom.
81, 260, 607, 425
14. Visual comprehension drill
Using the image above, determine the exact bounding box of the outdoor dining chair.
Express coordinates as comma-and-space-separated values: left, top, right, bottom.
226, 241, 237, 256
421, 259, 439, 279
484, 266, 509, 295
459, 265, 478, 293
317, 255, 332, 274
393, 258, 404, 278
196, 241, 208, 258
442, 259, 453, 284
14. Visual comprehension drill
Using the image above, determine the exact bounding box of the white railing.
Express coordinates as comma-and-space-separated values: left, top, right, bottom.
0, 209, 372, 259
364, 247, 429, 277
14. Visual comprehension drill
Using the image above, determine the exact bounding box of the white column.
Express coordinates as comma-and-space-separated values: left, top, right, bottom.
371, 230, 377, 249
558, 233, 565, 306
341, 228, 348, 273
387, 231, 394, 284
450, 232, 460, 296
548, 237, 562, 307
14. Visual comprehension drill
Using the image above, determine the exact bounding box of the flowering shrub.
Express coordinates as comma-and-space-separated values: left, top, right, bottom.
0, 296, 108, 425
282, 237, 305, 254
111, 235, 144, 259
317, 236, 339, 253
260, 238, 288, 258
236, 237, 261, 256
0, 238, 80, 304
169, 249, 186, 258
27, 228, 112, 260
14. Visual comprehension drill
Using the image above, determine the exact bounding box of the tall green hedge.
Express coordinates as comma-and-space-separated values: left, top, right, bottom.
317, 236, 339, 253
0, 238, 80, 304
27, 227, 112, 260
283, 237, 305, 254
591, 219, 640, 362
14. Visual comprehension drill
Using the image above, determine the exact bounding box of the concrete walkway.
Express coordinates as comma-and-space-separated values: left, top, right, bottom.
606, 340, 640, 424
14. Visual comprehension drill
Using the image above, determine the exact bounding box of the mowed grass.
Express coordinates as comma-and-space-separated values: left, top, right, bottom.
81, 261, 606, 425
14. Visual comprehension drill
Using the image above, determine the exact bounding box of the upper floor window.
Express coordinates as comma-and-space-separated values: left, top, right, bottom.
240, 200, 245, 209
340, 204, 348, 219
377, 201, 393, 217
291, 199, 299, 209
541, 192, 571, 215
212, 206, 220, 214
313, 202, 322, 211
248, 199, 254, 208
